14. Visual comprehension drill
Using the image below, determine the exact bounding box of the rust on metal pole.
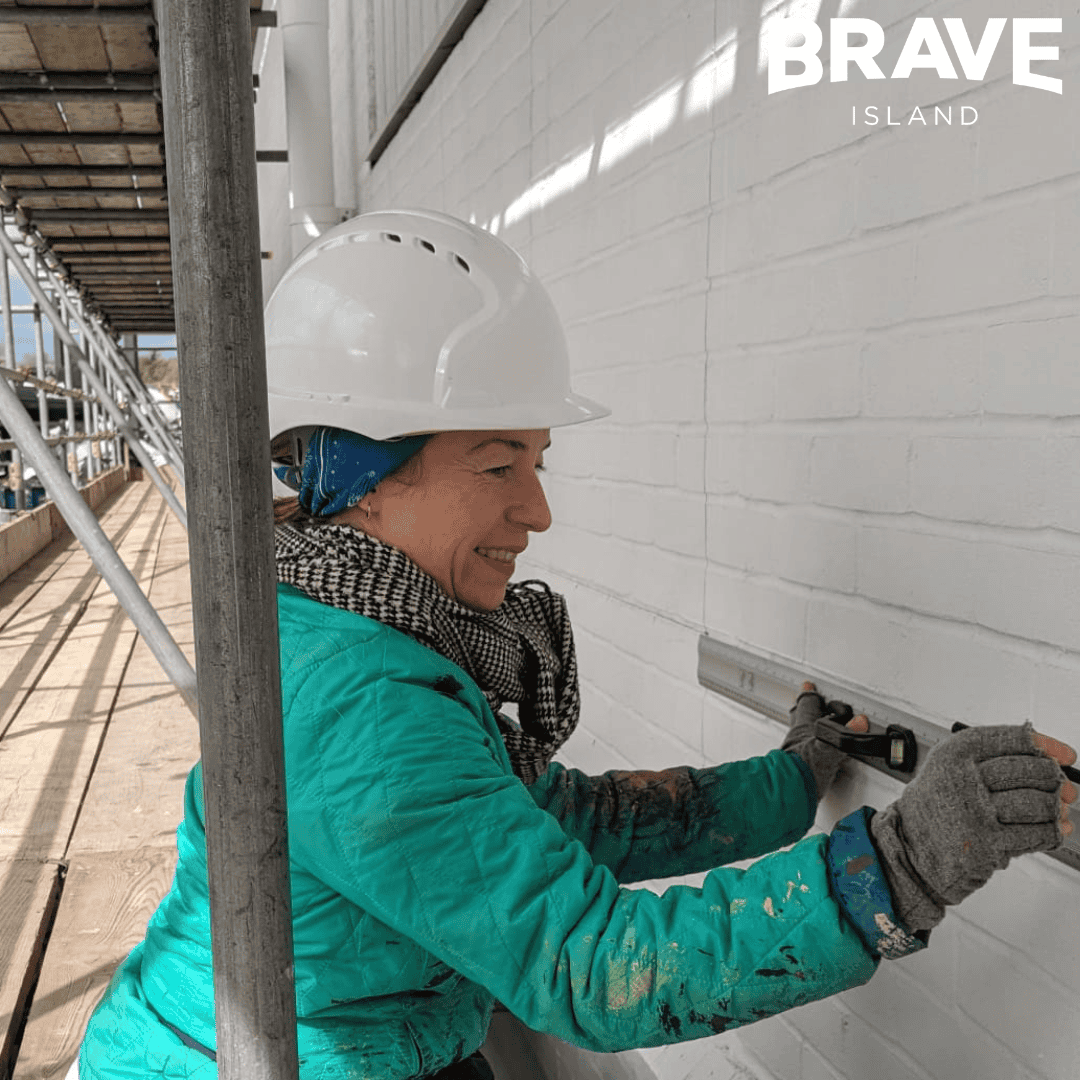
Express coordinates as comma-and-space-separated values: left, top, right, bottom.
157, 0, 298, 1077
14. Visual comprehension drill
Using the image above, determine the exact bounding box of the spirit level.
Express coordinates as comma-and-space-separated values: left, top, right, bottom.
697, 635, 1080, 874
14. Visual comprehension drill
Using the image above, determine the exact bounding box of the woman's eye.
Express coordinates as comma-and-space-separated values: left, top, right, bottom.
485, 462, 545, 476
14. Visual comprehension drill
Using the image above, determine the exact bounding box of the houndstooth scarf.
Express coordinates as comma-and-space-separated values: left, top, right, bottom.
274, 521, 580, 784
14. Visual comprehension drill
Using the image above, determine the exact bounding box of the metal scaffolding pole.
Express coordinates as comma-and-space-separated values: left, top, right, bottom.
78, 327, 95, 481
104, 367, 118, 468
95, 328, 186, 481
0, 225, 188, 529
0, 250, 25, 510
61, 340, 78, 483
55, 279, 187, 482
159, 0, 298, 1076
0, 339, 197, 712
105, 343, 186, 480
0, 429, 115, 453
86, 336, 101, 478
93, 343, 106, 473
30, 250, 50, 445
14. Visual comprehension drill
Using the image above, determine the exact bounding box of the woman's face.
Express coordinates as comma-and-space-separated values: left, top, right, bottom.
337, 428, 552, 611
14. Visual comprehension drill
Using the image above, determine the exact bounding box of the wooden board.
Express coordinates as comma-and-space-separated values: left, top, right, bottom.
0, 477, 195, 1075
99, 26, 158, 73
1, 482, 155, 734
26, 26, 110, 73
0, 860, 58, 1049
0, 481, 170, 863
67, 511, 198, 856
0, 533, 81, 638
13, 848, 178, 1080
0, 26, 41, 72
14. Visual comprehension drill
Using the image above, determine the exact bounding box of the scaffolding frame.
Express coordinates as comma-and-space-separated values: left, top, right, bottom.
0, 223, 188, 528
0, 219, 198, 707
158, 0, 298, 1075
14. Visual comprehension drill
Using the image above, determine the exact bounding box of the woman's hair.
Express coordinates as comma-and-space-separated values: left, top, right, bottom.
273, 495, 314, 526
271, 430, 425, 527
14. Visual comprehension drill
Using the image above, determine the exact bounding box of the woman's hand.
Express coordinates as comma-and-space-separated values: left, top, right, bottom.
1030, 730, 1077, 836
782, 681, 870, 802
870, 723, 1078, 932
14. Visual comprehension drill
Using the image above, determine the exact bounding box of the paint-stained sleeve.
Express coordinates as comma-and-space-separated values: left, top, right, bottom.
826, 806, 928, 960
287, 647, 886, 1054
525, 751, 818, 883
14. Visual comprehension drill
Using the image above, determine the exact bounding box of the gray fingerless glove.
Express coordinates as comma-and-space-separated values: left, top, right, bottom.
869, 722, 1064, 931
782, 690, 854, 802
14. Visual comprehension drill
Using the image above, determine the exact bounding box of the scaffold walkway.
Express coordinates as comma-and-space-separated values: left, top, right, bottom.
0, 473, 196, 1080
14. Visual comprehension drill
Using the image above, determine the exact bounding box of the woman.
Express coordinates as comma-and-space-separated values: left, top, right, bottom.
76, 211, 1076, 1078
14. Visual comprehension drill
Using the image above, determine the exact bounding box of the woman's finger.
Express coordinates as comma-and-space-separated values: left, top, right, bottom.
1031, 731, 1078, 767
846, 714, 869, 733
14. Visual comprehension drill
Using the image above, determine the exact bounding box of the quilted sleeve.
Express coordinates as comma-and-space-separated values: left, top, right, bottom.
525, 753, 818, 883
282, 637, 890, 1053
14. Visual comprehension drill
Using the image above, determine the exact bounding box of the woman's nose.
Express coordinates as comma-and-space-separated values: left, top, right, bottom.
510, 469, 552, 533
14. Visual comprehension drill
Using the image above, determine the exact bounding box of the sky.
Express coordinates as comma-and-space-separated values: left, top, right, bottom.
0, 268, 176, 370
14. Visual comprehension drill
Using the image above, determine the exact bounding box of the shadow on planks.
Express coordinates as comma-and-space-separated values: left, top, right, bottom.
0, 476, 198, 1079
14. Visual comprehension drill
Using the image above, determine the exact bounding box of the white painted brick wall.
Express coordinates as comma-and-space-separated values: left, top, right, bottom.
256, 1, 1080, 1078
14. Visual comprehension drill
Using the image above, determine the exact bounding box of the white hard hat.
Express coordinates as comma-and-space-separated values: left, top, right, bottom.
265, 209, 609, 464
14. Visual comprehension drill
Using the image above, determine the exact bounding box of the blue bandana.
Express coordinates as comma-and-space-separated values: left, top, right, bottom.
276, 427, 431, 517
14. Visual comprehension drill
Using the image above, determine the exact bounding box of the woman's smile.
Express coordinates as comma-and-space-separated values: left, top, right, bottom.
474, 546, 520, 573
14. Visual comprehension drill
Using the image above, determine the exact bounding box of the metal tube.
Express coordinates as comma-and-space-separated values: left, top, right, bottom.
0, 133, 165, 145
10, 185, 167, 198
85, 336, 99, 479
0, 342, 196, 714
69, 296, 187, 483
124, 332, 138, 476
19, 209, 170, 223
0, 74, 159, 93
31, 250, 50, 443
0, 249, 24, 511
159, 0, 298, 1074
78, 334, 92, 481
0, 429, 115, 452
0, 165, 165, 177
281, 0, 340, 259
0, 225, 188, 528
102, 367, 115, 468
0, 362, 93, 401
0, 364, 92, 401
0, 92, 160, 105
62, 341, 78, 483
45, 230, 169, 239
0, 6, 155, 26
0, 429, 116, 453
32, 290, 58, 488
32, 312, 49, 433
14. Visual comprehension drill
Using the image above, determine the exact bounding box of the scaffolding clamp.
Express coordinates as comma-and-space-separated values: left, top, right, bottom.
815, 709, 919, 774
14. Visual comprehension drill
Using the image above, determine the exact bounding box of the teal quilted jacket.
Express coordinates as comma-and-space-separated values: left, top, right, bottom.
80, 584, 922, 1078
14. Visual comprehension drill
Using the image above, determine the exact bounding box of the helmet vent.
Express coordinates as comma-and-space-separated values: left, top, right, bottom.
453, 254, 471, 274
383, 232, 402, 243
416, 238, 436, 254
